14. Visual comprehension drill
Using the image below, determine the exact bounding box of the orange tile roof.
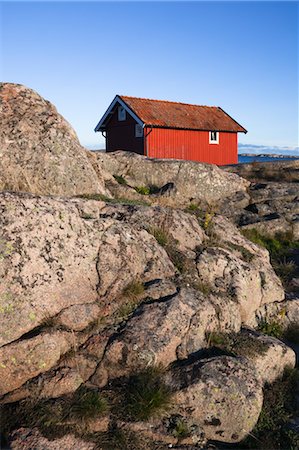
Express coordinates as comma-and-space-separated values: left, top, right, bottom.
120, 95, 247, 133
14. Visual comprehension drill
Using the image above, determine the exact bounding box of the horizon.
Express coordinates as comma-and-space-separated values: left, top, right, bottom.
1, 1, 298, 155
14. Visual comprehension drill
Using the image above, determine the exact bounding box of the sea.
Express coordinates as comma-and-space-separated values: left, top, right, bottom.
238, 154, 299, 164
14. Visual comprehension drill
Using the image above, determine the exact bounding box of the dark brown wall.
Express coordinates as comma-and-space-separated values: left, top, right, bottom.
106, 107, 144, 154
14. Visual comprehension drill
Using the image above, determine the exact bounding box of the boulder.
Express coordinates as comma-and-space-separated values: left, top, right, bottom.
240, 330, 296, 384
0, 83, 110, 196
166, 356, 263, 443
89, 150, 249, 208
92, 288, 241, 387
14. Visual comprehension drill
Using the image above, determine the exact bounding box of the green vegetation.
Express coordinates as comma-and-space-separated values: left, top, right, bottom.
68, 386, 108, 422
97, 427, 150, 450
147, 226, 188, 273
113, 174, 128, 185
115, 280, 145, 321
257, 318, 284, 339
122, 280, 145, 299
192, 280, 212, 295
240, 368, 299, 449
134, 185, 160, 196
0, 386, 108, 442
241, 229, 299, 287
172, 419, 191, 439
77, 193, 150, 207
147, 225, 169, 247
124, 366, 172, 421
187, 202, 200, 212
134, 186, 151, 195
206, 331, 269, 358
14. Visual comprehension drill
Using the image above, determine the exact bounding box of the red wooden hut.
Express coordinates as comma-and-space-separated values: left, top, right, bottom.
94, 95, 247, 165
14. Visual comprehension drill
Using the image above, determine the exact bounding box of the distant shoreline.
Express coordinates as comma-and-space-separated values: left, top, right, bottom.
239, 153, 298, 159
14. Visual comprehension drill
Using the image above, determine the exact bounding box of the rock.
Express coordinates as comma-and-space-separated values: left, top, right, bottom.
9, 428, 95, 450
92, 288, 241, 387
38, 368, 83, 399
241, 217, 295, 238
0, 192, 175, 348
89, 150, 249, 208
98, 203, 206, 254
240, 329, 296, 384
0, 332, 72, 396
0, 83, 110, 196
0, 192, 103, 347
196, 216, 284, 323
249, 297, 299, 328
166, 356, 263, 443
57, 304, 101, 331
96, 223, 175, 302
224, 159, 299, 183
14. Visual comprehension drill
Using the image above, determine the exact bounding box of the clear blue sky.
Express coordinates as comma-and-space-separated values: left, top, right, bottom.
1, 1, 298, 153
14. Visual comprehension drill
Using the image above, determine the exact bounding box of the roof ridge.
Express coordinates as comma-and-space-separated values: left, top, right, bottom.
119, 94, 219, 109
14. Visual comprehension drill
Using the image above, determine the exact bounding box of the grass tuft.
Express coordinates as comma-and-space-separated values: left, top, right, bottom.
68, 386, 108, 422
147, 226, 170, 247
122, 280, 145, 300
113, 174, 128, 185
124, 366, 172, 421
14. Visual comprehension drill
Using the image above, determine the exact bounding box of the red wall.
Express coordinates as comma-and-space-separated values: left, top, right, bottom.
144, 128, 238, 165
106, 110, 144, 154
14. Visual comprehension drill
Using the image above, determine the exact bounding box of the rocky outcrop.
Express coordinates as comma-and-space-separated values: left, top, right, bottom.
0, 83, 110, 195
88, 150, 250, 208
92, 288, 241, 387
1, 85, 298, 449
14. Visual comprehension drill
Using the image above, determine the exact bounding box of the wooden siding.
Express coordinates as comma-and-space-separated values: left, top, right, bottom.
144, 128, 238, 165
106, 108, 144, 154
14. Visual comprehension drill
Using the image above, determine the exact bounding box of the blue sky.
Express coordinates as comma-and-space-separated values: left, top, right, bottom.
1, 1, 298, 154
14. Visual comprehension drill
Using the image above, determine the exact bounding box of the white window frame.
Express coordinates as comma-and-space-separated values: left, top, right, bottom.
209, 131, 219, 144
118, 106, 126, 121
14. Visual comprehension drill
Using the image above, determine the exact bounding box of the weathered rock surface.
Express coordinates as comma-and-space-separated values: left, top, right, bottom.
0, 192, 175, 348
166, 356, 263, 443
9, 428, 95, 450
89, 150, 250, 207
197, 216, 284, 323
0, 83, 110, 195
230, 328, 296, 384
92, 288, 241, 387
0, 332, 72, 396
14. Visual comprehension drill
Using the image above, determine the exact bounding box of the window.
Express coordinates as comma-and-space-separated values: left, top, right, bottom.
209, 131, 219, 144
118, 106, 126, 121
135, 124, 143, 137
